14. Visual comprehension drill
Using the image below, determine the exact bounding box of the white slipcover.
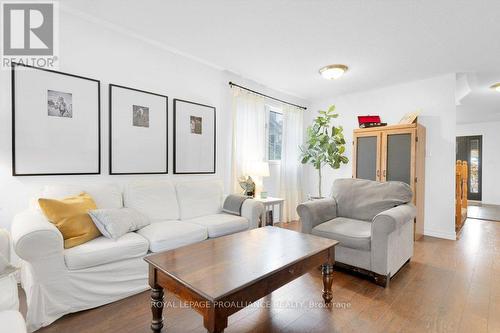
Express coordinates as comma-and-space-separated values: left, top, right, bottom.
176, 180, 223, 220
124, 181, 180, 221
64, 233, 149, 270
0, 228, 26, 333
11, 180, 264, 332
40, 184, 123, 209
137, 221, 207, 252
185, 214, 249, 238
0, 310, 27, 333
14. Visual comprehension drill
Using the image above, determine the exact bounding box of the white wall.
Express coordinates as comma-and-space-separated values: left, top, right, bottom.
0, 10, 306, 230
304, 74, 457, 240
456, 121, 500, 205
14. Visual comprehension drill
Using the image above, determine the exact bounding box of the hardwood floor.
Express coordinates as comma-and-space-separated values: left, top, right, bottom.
22, 218, 500, 333
468, 203, 500, 222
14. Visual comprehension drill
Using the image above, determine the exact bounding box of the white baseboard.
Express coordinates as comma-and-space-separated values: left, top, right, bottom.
423, 229, 456, 240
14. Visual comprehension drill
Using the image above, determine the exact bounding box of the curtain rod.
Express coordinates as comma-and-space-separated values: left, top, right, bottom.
228, 81, 307, 110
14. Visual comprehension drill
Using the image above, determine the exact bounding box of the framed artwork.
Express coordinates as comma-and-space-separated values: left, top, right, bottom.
109, 84, 168, 174
11, 62, 101, 176
173, 99, 216, 174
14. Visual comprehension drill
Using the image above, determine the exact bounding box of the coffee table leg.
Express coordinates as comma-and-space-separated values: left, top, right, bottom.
321, 263, 334, 304
204, 308, 228, 333
151, 287, 164, 332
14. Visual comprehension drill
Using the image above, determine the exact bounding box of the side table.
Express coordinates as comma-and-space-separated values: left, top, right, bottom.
253, 197, 285, 227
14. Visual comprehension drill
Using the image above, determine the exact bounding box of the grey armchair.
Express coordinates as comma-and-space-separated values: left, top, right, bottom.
297, 178, 416, 287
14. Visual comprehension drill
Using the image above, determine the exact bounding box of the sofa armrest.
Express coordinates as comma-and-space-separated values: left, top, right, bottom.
296, 199, 337, 234
371, 204, 416, 235
11, 210, 63, 262
241, 199, 264, 229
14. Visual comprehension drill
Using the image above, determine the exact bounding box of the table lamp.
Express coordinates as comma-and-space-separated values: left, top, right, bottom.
251, 161, 270, 198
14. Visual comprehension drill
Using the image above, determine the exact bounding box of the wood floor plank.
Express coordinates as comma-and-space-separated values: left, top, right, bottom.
24, 218, 500, 333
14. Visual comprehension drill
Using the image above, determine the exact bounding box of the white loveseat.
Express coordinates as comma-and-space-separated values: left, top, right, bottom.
11, 180, 263, 332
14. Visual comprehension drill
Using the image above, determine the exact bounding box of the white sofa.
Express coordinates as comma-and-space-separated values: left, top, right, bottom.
0, 228, 26, 333
11, 180, 263, 332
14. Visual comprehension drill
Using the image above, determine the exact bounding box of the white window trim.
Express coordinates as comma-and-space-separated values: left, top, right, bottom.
265, 105, 283, 164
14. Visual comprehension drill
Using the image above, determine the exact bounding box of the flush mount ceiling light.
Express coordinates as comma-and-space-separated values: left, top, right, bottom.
491, 83, 500, 92
319, 64, 349, 80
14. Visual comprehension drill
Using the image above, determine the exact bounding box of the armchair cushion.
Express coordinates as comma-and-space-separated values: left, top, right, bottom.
331, 178, 413, 221
311, 217, 371, 251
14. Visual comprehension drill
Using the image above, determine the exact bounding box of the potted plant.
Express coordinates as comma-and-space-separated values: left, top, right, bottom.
300, 105, 349, 198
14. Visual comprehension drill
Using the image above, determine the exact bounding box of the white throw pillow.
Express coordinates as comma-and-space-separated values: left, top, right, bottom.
88, 208, 150, 240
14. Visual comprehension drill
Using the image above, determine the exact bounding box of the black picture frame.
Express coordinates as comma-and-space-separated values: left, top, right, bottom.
173, 98, 216, 174
109, 84, 169, 175
11, 62, 101, 176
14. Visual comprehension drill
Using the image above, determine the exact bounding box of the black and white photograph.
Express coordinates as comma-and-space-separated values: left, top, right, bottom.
190, 115, 202, 134
47, 90, 73, 118
174, 99, 215, 174
12, 63, 101, 176
132, 105, 149, 127
109, 84, 168, 174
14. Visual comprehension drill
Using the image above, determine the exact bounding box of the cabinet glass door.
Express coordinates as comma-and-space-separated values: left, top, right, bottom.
384, 132, 414, 185
354, 134, 380, 181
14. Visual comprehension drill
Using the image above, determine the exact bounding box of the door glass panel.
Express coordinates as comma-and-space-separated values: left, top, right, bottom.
386, 133, 411, 184
469, 139, 479, 194
356, 136, 377, 180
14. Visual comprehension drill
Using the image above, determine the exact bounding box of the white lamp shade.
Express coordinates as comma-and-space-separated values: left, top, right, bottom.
249, 161, 270, 177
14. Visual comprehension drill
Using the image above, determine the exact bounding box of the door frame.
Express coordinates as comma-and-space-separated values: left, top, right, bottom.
456, 135, 483, 201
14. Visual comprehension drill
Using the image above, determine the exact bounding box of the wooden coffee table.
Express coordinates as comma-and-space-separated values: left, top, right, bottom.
144, 226, 339, 333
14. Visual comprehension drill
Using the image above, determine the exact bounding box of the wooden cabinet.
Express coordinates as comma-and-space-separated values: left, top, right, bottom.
353, 123, 426, 240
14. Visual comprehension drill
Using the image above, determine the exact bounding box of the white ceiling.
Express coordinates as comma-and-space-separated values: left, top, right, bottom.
63, 0, 500, 106
457, 72, 500, 124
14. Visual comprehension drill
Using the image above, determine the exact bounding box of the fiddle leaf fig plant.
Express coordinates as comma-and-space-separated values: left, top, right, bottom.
300, 105, 349, 197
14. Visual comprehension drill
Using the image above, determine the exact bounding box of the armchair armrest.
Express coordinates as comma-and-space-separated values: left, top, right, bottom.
241, 199, 265, 229
11, 210, 63, 262
371, 203, 416, 235
371, 203, 416, 276
297, 199, 337, 234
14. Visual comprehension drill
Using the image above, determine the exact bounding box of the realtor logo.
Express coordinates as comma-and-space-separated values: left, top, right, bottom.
1, 1, 59, 68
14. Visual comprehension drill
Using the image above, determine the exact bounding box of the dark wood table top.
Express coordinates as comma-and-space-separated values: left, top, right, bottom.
144, 226, 338, 302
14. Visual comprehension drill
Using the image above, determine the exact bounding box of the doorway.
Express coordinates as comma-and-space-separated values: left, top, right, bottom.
456, 135, 482, 201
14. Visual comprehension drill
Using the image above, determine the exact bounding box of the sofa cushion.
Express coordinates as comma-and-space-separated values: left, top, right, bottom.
311, 217, 371, 251
64, 232, 148, 270
184, 214, 249, 238
39, 184, 123, 209
137, 221, 207, 252
176, 180, 223, 220
331, 178, 413, 221
124, 181, 179, 222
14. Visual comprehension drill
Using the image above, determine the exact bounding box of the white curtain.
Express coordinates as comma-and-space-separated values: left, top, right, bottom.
231, 88, 266, 193
280, 104, 304, 222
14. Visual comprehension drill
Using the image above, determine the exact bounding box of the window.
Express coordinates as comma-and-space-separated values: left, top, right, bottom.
266, 106, 283, 161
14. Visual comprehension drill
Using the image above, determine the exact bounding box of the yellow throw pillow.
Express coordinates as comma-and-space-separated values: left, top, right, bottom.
38, 192, 101, 249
